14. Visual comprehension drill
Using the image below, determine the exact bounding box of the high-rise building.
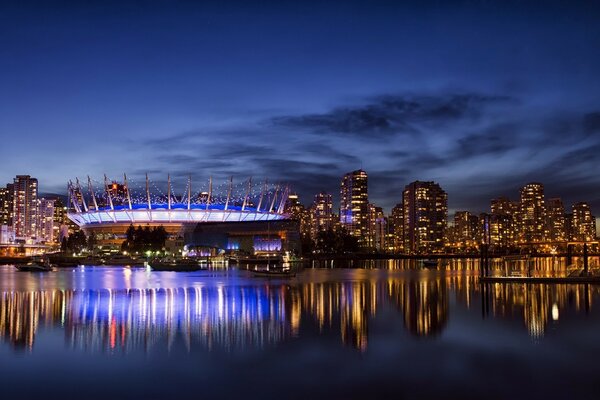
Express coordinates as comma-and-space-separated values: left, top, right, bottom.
310, 192, 334, 239
489, 197, 518, 246
402, 181, 448, 254
37, 198, 55, 243
12, 175, 38, 240
285, 194, 311, 240
453, 211, 479, 248
390, 203, 403, 252
519, 183, 545, 243
0, 187, 11, 226
340, 170, 370, 247
372, 205, 386, 251
565, 213, 574, 241
572, 202, 596, 241
545, 198, 566, 242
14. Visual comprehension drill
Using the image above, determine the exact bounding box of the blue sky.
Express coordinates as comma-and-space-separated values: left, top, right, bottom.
1, 0, 600, 214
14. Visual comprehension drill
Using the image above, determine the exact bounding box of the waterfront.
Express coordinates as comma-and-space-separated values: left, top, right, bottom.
0, 260, 600, 399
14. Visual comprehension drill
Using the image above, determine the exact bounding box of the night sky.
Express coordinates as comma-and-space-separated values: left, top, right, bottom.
2, 0, 600, 215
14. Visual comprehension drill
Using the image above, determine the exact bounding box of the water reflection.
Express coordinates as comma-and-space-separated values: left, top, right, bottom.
1, 268, 599, 353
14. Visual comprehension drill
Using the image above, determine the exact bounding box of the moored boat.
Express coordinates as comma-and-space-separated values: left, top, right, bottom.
15, 257, 54, 272
150, 257, 206, 272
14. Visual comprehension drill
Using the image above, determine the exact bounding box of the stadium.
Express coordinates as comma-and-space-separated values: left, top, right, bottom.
66, 174, 300, 255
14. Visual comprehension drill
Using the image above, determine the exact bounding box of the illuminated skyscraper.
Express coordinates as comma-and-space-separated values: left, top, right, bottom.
519, 183, 545, 243
371, 205, 386, 251
310, 192, 333, 239
12, 175, 38, 240
545, 198, 566, 242
402, 181, 448, 254
37, 198, 55, 243
453, 211, 479, 248
390, 203, 403, 252
572, 202, 596, 241
285, 194, 311, 240
0, 187, 10, 226
340, 170, 370, 247
490, 197, 518, 246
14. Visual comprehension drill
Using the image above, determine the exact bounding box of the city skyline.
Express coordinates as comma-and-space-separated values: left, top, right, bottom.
2, 0, 600, 215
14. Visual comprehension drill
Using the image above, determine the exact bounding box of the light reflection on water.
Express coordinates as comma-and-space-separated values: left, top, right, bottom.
3, 260, 600, 399
0, 260, 598, 353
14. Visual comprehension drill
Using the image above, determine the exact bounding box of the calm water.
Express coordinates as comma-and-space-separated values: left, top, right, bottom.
1, 260, 600, 399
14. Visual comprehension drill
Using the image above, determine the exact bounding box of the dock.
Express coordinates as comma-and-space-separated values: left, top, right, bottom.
481, 276, 600, 284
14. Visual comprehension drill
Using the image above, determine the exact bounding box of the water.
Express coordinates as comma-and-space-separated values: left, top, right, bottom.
1, 260, 600, 399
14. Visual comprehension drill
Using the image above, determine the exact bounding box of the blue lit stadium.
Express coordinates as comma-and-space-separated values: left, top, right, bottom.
67, 174, 289, 226
66, 174, 298, 253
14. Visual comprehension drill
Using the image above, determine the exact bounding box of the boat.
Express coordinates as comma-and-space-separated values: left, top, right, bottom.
78, 255, 105, 266
252, 269, 296, 278
103, 254, 144, 266
150, 257, 206, 272
15, 257, 54, 272
230, 254, 284, 265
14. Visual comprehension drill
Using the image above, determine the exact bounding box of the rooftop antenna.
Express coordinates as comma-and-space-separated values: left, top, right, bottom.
124, 173, 132, 210
269, 184, 280, 213
257, 179, 267, 212
75, 177, 88, 212
241, 177, 252, 211
104, 174, 114, 211
88, 176, 99, 211
206, 176, 212, 210
167, 174, 172, 210
68, 181, 82, 213
277, 185, 289, 214
224, 176, 233, 210
146, 173, 152, 210
187, 175, 191, 210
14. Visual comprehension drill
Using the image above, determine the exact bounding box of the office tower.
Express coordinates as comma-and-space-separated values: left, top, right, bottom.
545, 198, 566, 242
390, 203, 403, 252
310, 192, 334, 238
489, 197, 518, 246
519, 183, 545, 243
372, 205, 386, 251
285, 194, 311, 240
0, 187, 10, 226
402, 181, 448, 254
572, 202, 596, 241
12, 175, 39, 240
565, 213, 574, 241
453, 211, 479, 248
340, 170, 370, 247
37, 198, 55, 243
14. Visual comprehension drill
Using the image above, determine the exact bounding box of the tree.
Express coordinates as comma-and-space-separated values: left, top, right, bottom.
87, 232, 97, 252
121, 225, 168, 253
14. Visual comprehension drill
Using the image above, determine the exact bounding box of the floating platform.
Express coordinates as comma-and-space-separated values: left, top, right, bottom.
481, 276, 600, 284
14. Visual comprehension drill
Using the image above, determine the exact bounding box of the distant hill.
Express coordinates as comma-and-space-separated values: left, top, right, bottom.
39, 192, 68, 204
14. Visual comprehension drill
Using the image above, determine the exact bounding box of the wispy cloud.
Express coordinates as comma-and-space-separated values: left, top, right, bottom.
133, 90, 600, 214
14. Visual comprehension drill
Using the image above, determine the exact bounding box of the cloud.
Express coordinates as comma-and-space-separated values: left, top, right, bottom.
135, 91, 600, 215
269, 93, 513, 138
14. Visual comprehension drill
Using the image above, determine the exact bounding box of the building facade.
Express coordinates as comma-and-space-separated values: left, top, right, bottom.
0, 187, 11, 226
572, 202, 596, 241
519, 183, 545, 243
12, 175, 38, 241
310, 192, 334, 239
402, 181, 448, 254
545, 198, 566, 242
37, 198, 55, 243
340, 170, 370, 247
390, 203, 403, 253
